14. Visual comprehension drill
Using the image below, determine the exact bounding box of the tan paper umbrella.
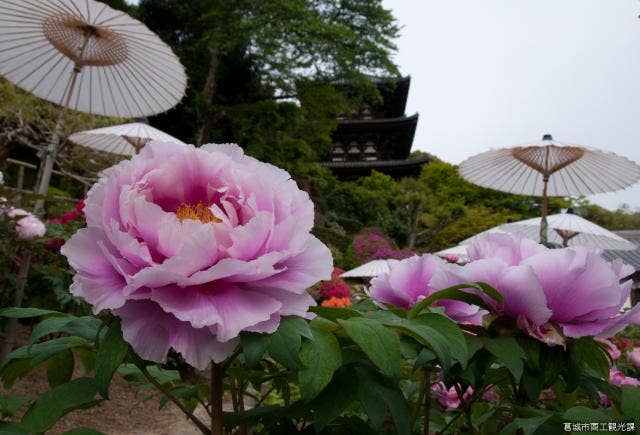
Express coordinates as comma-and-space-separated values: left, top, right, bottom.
0, 0, 187, 205
458, 135, 640, 244
69, 122, 187, 156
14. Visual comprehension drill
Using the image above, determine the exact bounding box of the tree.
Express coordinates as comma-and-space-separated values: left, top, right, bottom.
137, 0, 400, 145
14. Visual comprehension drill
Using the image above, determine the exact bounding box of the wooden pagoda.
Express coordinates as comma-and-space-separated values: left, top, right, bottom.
319, 76, 428, 179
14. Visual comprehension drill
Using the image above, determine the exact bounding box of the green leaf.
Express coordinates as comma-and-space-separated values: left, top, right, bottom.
240, 333, 269, 367
563, 406, 609, 422
569, 338, 610, 379
500, 415, 552, 435
299, 326, 342, 401
0, 396, 31, 418
0, 421, 29, 434
27, 316, 101, 346
46, 350, 74, 388
0, 307, 66, 319
95, 320, 129, 398
485, 336, 525, 380
21, 378, 99, 433
222, 405, 281, 429
621, 385, 640, 419
0, 359, 35, 389
309, 306, 362, 321
387, 314, 467, 370
9, 336, 88, 365
311, 367, 359, 431
339, 317, 402, 380
74, 348, 96, 375
408, 284, 487, 318
356, 367, 411, 435
267, 317, 310, 369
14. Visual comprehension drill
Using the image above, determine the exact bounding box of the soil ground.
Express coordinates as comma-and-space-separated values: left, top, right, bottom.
2, 325, 205, 435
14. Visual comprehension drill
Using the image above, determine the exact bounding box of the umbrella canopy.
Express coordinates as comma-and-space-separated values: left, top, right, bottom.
501, 213, 637, 251
458, 134, 640, 243
69, 122, 187, 156
0, 0, 187, 117
434, 245, 470, 262
459, 213, 637, 251
0, 0, 187, 208
341, 259, 391, 278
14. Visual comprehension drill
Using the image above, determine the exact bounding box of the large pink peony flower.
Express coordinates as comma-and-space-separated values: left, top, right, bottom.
61, 142, 332, 369
369, 255, 485, 324
521, 246, 638, 338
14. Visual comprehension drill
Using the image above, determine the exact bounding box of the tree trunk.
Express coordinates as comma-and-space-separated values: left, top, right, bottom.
407, 203, 421, 250
196, 46, 221, 146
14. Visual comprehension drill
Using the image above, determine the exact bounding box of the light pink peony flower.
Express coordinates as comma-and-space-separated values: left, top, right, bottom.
522, 246, 639, 339
458, 234, 638, 342
61, 142, 332, 369
15, 214, 46, 240
629, 348, 640, 368
600, 367, 640, 406
369, 254, 485, 324
431, 382, 473, 410
467, 232, 547, 266
595, 338, 621, 360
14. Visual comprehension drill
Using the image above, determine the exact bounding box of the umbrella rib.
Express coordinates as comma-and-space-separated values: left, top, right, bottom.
0, 38, 52, 56
118, 61, 166, 113
13, 47, 63, 88
104, 65, 135, 116
575, 155, 617, 192
16, 50, 64, 90
88, 66, 93, 115
29, 52, 67, 93
470, 155, 523, 188
91, 2, 110, 24
120, 60, 178, 108
492, 158, 524, 191
2, 1, 54, 20
102, 66, 121, 117
110, 64, 147, 116
43, 58, 72, 101
565, 161, 598, 195
588, 152, 639, 187
125, 52, 185, 96
1, 43, 59, 76
97, 67, 107, 115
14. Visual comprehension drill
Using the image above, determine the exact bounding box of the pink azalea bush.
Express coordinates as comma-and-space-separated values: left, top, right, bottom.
352, 229, 413, 262
61, 142, 332, 369
369, 233, 639, 344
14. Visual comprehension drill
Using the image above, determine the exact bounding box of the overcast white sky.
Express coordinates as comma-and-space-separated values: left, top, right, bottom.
383, 0, 640, 210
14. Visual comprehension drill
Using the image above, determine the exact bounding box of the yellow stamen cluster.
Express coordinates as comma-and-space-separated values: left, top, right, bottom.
175, 202, 221, 224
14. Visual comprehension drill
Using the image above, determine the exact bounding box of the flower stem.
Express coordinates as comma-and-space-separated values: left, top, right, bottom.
1, 251, 31, 362
142, 367, 209, 434
211, 362, 224, 435
423, 369, 431, 435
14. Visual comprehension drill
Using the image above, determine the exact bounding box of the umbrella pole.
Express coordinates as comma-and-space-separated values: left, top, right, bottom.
540, 177, 549, 245
34, 65, 82, 211
35, 32, 91, 212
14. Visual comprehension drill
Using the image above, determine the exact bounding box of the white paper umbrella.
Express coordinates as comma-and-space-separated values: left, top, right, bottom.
0, 0, 186, 117
459, 213, 637, 251
69, 122, 187, 156
341, 260, 391, 278
434, 245, 470, 262
501, 213, 637, 250
458, 135, 640, 244
0, 0, 187, 206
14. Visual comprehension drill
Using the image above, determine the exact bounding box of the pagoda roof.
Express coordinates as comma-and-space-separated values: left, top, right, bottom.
320, 155, 430, 180
331, 113, 419, 161
334, 76, 411, 119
